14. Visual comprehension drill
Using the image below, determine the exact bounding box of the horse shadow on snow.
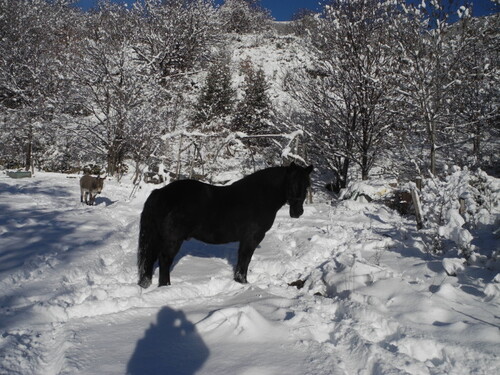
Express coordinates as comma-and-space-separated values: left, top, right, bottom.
127, 306, 209, 375
173, 239, 239, 268
147, 240, 240, 285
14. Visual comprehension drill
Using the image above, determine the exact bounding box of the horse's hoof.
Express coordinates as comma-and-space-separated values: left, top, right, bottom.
234, 273, 248, 284
138, 277, 152, 289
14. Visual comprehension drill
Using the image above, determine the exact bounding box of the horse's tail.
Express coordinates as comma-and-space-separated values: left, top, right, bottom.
137, 190, 162, 289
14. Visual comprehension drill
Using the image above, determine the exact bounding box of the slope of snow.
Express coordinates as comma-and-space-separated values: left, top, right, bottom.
0, 172, 499, 374
227, 32, 313, 116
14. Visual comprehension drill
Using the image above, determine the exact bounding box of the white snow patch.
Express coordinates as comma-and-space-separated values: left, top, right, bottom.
1, 172, 499, 375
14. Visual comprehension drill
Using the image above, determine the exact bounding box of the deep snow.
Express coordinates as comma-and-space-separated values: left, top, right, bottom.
0, 172, 499, 375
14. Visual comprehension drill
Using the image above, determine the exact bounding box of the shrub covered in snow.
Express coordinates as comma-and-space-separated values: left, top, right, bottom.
419, 166, 499, 262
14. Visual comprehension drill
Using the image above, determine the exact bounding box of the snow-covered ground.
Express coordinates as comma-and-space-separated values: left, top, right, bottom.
0, 172, 499, 375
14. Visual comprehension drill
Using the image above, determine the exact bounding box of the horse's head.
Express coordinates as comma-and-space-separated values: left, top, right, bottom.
286, 162, 314, 218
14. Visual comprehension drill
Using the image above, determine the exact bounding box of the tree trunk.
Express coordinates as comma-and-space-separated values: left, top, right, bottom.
340, 157, 349, 189
361, 113, 370, 181
175, 134, 183, 180
25, 142, 32, 172
133, 159, 141, 185
411, 187, 424, 230
473, 123, 481, 161
429, 119, 437, 175
107, 148, 116, 176
25, 126, 33, 172
361, 151, 369, 181
430, 143, 436, 176
107, 137, 126, 177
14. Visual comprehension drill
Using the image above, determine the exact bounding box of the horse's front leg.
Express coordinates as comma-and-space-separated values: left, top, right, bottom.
158, 239, 182, 286
234, 232, 265, 284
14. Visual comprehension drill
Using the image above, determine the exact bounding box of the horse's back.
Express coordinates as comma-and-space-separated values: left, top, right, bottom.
149, 179, 211, 213
146, 179, 256, 242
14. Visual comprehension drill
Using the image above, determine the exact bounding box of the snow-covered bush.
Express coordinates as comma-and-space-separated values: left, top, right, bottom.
339, 179, 395, 203
419, 166, 499, 261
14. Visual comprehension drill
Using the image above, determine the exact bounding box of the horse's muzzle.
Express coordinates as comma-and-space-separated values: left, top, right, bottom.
290, 206, 304, 218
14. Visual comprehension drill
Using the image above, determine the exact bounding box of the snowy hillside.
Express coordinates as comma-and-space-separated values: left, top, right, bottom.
227, 30, 311, 108
1, 172, 499, 374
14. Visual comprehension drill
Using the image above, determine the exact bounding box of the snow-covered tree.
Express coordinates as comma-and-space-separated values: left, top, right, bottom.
218, 0, 272, 34
290, 8, 319, 37
56, 3, 154, 175
131, 0, 219, 80
0, 0, 76, 170
451, 14, 499, 170
68, 2, 137, 175
394, 0, 475, 176
287, 0, 403, 187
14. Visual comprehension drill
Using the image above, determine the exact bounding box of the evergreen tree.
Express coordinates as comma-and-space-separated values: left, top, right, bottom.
193, 53, 234, 129
233, 60, 271, 135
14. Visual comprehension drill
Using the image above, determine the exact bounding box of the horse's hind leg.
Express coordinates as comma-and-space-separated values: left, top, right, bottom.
138, 260, 155, 289
138, 212, 162, 289
158, 239, 182, 287
138, 239, 158, 289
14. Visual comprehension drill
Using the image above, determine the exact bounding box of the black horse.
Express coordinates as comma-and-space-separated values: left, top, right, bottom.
137, 162, 313, 288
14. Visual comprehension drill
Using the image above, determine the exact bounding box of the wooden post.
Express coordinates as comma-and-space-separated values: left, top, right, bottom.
411, 187, 423, 230
307, 187, 313, 204
415, 176, 422, 190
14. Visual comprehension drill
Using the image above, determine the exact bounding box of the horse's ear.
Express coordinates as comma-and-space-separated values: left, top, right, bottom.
306, 165, 314, 174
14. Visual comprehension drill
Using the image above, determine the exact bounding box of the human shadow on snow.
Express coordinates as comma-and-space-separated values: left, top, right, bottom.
127, 306, 209, 375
